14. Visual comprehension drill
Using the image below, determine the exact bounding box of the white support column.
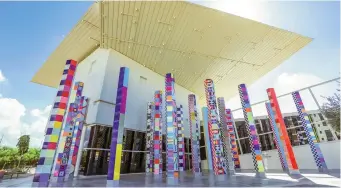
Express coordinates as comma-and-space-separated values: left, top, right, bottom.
74, 125, 88, 177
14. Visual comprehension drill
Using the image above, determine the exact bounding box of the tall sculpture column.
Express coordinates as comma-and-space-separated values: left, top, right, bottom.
202, 107, 213, 171
267, 88, 299, 174
32, 59, 77, 187
165, 73, 179, 183
153, 90, 163, 177
52, 82, 84, 183
146, 102, 154, 173
177, 105, 185, 173
107, 67, 130, 186
238, 84, 265, 178
265, 102, 288, 171
225, 109, 241, 170
204, 79, 226, 175
67, 96, 89, 180
292, 91, 328, 172
217, 97, 235, 174
188, 94, 201, 177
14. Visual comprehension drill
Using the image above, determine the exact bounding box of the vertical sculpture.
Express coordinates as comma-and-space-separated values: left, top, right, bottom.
188, 94, 201, 176
267, 88, 299, 174
32, 59, 77, 187
107, 67, 129, 186
292, 91, 328, 172
153, 90, 163, 176
204, 79, 226, 175
225, 109, 241, 170
146, 102, 154, 173
265, 102, 288, 171
202, 107, 213, 171
238, 84, 265, 178
177, 105, 185, 172
217, 97, 235, 174
165, 73, 179, 182
53, 82, 84, 183
67, 96, 88, 179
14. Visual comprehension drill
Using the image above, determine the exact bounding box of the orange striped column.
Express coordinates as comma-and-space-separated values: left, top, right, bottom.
267, 88, 300, 175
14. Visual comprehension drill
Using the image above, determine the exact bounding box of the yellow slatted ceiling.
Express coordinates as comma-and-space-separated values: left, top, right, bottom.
32, 1, 312, 105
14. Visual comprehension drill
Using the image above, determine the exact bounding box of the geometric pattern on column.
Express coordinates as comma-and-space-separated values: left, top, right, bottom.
204, 79, 226, 175
107, 67, 129, 186
153, 90, 163, 175
267, 88, 299, 174
265, 102, 288, 171
202, 107, 213, 171
165, 73, 179, 180
225, 109, 241, 170
292, 91, 328, 172
146, 102, 154, 173
53, 82, 84, 183
67, 96, 89, 180
177, 105, 185, 172
188, 94, 201, 175
217, 97, 235, 174
32, 59, 77, 187
238, 84, 265, 177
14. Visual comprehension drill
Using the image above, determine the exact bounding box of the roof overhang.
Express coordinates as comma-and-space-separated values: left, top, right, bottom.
31, 1, 312, 103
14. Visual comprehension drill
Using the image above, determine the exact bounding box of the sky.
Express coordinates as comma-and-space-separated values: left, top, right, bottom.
0, 0, 339, 147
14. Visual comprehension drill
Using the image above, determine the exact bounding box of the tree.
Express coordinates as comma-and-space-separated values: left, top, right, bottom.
16, 135, 30, 168
321, 80, 340, 133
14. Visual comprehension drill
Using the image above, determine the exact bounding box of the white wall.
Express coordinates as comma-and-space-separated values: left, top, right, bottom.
67, 48, 109, 126
75, 48, 198, 137
232, 141, 341, 170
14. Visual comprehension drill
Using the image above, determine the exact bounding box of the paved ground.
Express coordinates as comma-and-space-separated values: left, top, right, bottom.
1, 170, 340, 187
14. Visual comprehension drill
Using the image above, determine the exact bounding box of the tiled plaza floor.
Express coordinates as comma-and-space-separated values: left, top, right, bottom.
1, 170, 340, 187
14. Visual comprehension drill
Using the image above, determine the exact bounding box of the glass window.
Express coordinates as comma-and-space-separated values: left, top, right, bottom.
239, 138, 251, 154
325, 130, 334, 141
200, 147, 207, 160
322, 122, 327, 126
200, 133, 205, 146
318, 113, 324, 120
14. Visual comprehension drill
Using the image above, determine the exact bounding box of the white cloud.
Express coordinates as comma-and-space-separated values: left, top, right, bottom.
226, 72, 331, 119
0, 97, 51, 148
0, 70, 5, 82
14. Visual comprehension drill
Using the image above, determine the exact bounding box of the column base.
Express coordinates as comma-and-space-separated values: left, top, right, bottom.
166, 177, 179, 185
288, 169, 300, 175
215, 174, 228, 181
318, 167, 329, 173
255, 172, 266, 179
106, 180, 119, 187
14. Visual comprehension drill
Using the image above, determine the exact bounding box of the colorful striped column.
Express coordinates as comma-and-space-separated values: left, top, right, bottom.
267, 88, 299, 174
204, 79, 226, 175
165, 73, 179, 182
66, 96, 89, 180
217, 97, 235, 174
32, 59, 77, 187
265, 102, 288, 171
153, 90, 163, 176
292, 91, 328, 172
238, 84, 265, 178
177, 105, 185, 172
225, 109, 241, 170
146, 102, 154, 173
188, 94, 201, 176
107, 67, 129, 187
52, 82, 84, 183
202, 107, 213, 171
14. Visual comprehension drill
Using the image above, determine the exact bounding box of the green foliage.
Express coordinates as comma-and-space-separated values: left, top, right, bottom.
321, 80, 340, 133
16, 135, 30, 155
0, 147, 40, 170
322, 93, 340, 132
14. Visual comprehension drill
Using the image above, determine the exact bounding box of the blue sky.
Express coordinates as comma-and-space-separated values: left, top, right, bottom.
0, 1, 339, 147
